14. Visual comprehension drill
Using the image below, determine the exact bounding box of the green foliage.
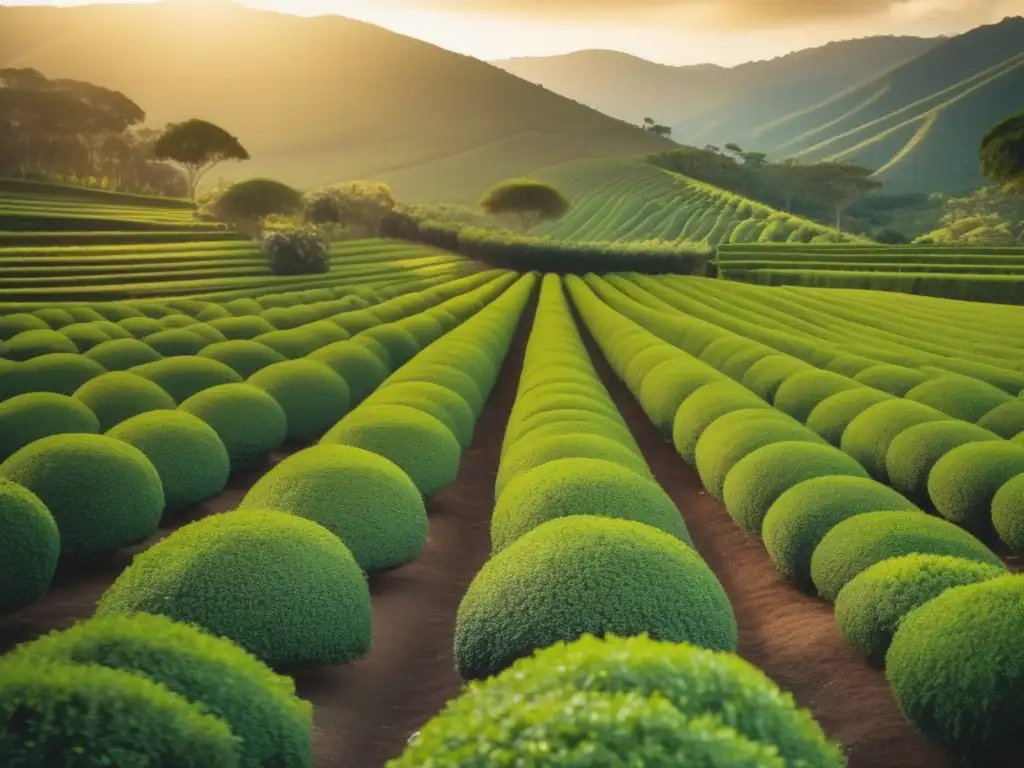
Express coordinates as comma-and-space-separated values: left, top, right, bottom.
0, 329, 78, 360
198, 340, 287, 378
208, 315, 277, 340
262, 227, 331, 275
0, 392, 100, 462
365, 383, 475, 449
835, 554, 1006, 666
0, 659, 240, 766
992, 473, 1024, 551
478, 178, 570, 232
886, 575, 1024, 765
153, 119, 249, 199
741, 356, 812, 402
928, 442, 1024, 529
905, 375, 1012, 423
240, 444, 428, 571
73, 371, 176, 431
213, 178, 302, 223
810, 511, 1003, 603
107, 410, 230, 515
0, 312, 49, 339
0, 433, 164, 559
247, 360, 351, 442
0, 479, 59, 612
85, 338, 163, 370
131, 357, 243, 403
840, 399, 948, 482
308, 341, 390, 403
773, 370, 859, 424
762, 476, 920, 586
805, 388, 893, 446
6, 353, 106, 397
978, 400, 1024, 439
59, 323, 113, 352
97, 510, 372, 666
303, 181, 396, 236
454, 517, 736, 681
357, 324, 420, 368
144, 328, 210, 357
980, 110, 1024, 190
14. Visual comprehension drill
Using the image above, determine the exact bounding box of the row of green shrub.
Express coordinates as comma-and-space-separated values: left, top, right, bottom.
453, 274, 737, 685
0, 230, 247, 248
569, 275, 1022, 764
722, 261, 1024, 274
0, 177, 196, 209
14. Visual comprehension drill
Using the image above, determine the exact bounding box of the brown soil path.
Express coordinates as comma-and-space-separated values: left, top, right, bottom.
575, 318, 953, 768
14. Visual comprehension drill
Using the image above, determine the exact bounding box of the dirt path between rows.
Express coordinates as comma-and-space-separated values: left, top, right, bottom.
574, 317, 953, 768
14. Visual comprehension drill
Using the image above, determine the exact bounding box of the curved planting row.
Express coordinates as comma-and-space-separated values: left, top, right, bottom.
568, 274, 1021, 765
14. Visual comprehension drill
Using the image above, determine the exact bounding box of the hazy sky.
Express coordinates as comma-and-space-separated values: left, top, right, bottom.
6, 0, 1022, 64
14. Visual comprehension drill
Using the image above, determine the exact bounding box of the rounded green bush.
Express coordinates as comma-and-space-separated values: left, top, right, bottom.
179, 384, 288, 472
740, 355, 811, 403
94, 304, 144, 322
240, 444, 427, 571
0, 434, 164, 559
502, 408, 633, 452
248, 360, 351, 442
774, 371, 860, 424
396, 314, 443, 346
905, 375, 1012, 423
7, 353, 106, 398
724, 441, 869, 535
762, 476, 920, 585
198, 340, 285, 378
886, 574, 1024, 765
58, 323, 111, 351
357, 324, 420, 368
978, 399, 1024, 439
511, 391, 619, 426
0, 479, 60, 612
107, 411, 230, 515
308, 341, 389, 404
323, 405, 460, 497
0, 392, 100, 462
195, 304, 233, 321
841, 399, 947, 482
13, 613, 313, 768
853, 364, 930, 396
32, 308, 75, 329
117, 316, 163, 339
886, 421, 1002, 508
497, 433, 649, 501
389, 363, 485, 415
1, 329, 78, 360
132, 357, 242, 403
89, 320, 133, 340
993, 473, 1024, 551
332, 310, 381, 337
454, 516, 737, 680
672, 383, 769, 465
431, 634, 844, 768
492, 458, 690, 553
0, 312, 48, 339
810, 511, 1003, 603
695, 409, 820, 499
368, 382, 475, 449
144, 328, 210, 357
835, 554, 1006, 666
84, 338, 163, 370
61, 306, 104, 323
96, 510, 372, 666
806, 388, 893, 447
73, 371, 177, 431
208, 315, 277, 340
184, 323, 228, 345
825, 352, 876, 379
0, 660, 239, 766
252, 329, 322, 360
222, 298, 263, 316
928, 441, 1024, 530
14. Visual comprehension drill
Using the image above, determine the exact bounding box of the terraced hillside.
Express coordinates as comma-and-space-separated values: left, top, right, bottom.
535, 158, 852, 246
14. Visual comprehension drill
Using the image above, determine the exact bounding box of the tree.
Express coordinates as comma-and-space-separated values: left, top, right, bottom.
642, 117, 672, 138
153, 119, 249, 199
211, 178, 302, 230
801, 162, 882, 234
762, 158, 808, 212
478, 179, 570, 233
302, 181, 396, 236
981, 110, 1024, 192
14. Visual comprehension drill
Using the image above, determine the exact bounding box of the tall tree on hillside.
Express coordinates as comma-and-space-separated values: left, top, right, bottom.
642, 117, 672, 137
762, 158, 808, 212
803, 162, 882, 234
478, 179, 570, 233
981, 110, 1024, 192
153, 119, 249, 199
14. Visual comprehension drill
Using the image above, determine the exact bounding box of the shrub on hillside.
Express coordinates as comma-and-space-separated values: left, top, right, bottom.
143, 328, 210, 357
179, 384, 288, 472
84, 338, 163, 370
0, 329, 78, 361
73, 372, 176, 431
978, 400, 1024, 439
198, 340, 287, 378
841, 399, 948, 482
0, 392, 100, 462
773, 371, 860, 424
928, 442, 1024, 530
131, 357, 242, 403
208, 315, 277, 340
262, 227, 330, 275
672, 383, 770, 465
308, 341, 389, 403
248, 360, 351, 442
7, 353, 107, 398
0, 480, 60, 612
365, 383, 475, 449
638, 361, 722, 438
905, 375, 1012, 423
993, 473, 1024, 551
212, 178, 303, 227
805, 388, 893, 447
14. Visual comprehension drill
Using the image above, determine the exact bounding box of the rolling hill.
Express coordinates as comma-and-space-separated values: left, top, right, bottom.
0, 0, 672, 202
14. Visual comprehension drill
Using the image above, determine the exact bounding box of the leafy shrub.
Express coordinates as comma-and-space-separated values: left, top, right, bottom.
886, 575, 1024, 765
73, 371, 176, 431
143, 328, 210, 357
724, 441, 869, 535
357, 325, 421, 368
198, 340, 286, 378
323, 405, 461, 497
248, 360, 351, 442
928, 442, 1024, 530
6, 353, 107, 398
13, 613, 313, 768
841, 399, 947, 481
0, 434, 164, 559
835, 554, 1005, 666
179, 384, 288, 472
59, 323, 112, 351
262, 227, 330, 275
977, 400, 1024, 439
740, 356, 811, 403
213, 178, 303, 223
308, 341, 389, 403
252, 329, 324, 360
97, 510, 372, 666
118, 317, 163, 339
492, 458, 690, 553
905, 375, 1012, 423
0, 392, 100, 462
208, 315, 277, 340
773, 371, 860, 424
240, 444, 427, 571
672, 383, 770, 464
762, 476, 920, 586
131, 357, 242, 403
0, 312, 48, 339
367, 382, 475, 449
993, 473, 1024, 551
0, 479, 59, 612
805, 388, 893, 446
84, 338, 163, 370
107, 411, 230, 515
454, 517, 736, 680
0, 660, 239, 766
853, 364, 932, 396
0, 329, 78, 360
810, 511, 1003, 602
502, 409, 635, 456
186, 323, 228, 345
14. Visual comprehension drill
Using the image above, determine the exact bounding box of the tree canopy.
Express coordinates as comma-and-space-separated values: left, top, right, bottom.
478, 179, 570, 232
303, 181, 396, 236
153, 119, 249, 199
981, 110, 1024, 191
212, 178, 302, 223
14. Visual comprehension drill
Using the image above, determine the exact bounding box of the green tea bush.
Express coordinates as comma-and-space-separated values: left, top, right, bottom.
841, 399, 948, 481
835, 554, 1006, 666
85, 338, 163, 370
198, 340, 286, 378
186, 323, 228, 345
263, 227, 330, 275
118, 317, 163, 339
740, 355, 811, 403
159, 313, 199, 329
806, 388, 893, 446
454, 517, 736, 680
240, 444, 427, 571
32, 308, 75, 329
59, 323, 111, 351
350, 334, 391, 367
132, 357, 242, 403
502, 409, 635, 455
0, 479, 59, 612
357, 325, 421, 368
13, 613, 313, 768
0, 392, 100, 462
208, 315, 277, 340
73, 371, 176, 431
886, 421, 1002, 508
762, 476, 920, 585
179, 384, 288, 472
252, 329, 323, 360
928, 442, 1024, 530
774, 371, 860, 424
367, 382, 475, 449
396, 315, 444, 347
724, 441, 869, 535
389, 363, 485, 415
905, 375, 1013, 423
143, 329, 210, 357
978, 400, 1024, 439
853, 364, 931, 396
97, 510, 372, 666
107, 411, 230, 515
810, 511, 1003, 602
331, 309, 380, 336
0, 312, 48, 339
0, 434, 164, 559
992, 473, 1024, 551
323, 405, 460, 497
248, 360, 351, 442
309, 341, 390, 403
0, 329, 78, 361
672, 383, 770, 465
195, 304, 233, 322
0, 660, 239, 766
491, 458, 689, 553
6, 353, 106, 398
886, 575, 1024, 765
